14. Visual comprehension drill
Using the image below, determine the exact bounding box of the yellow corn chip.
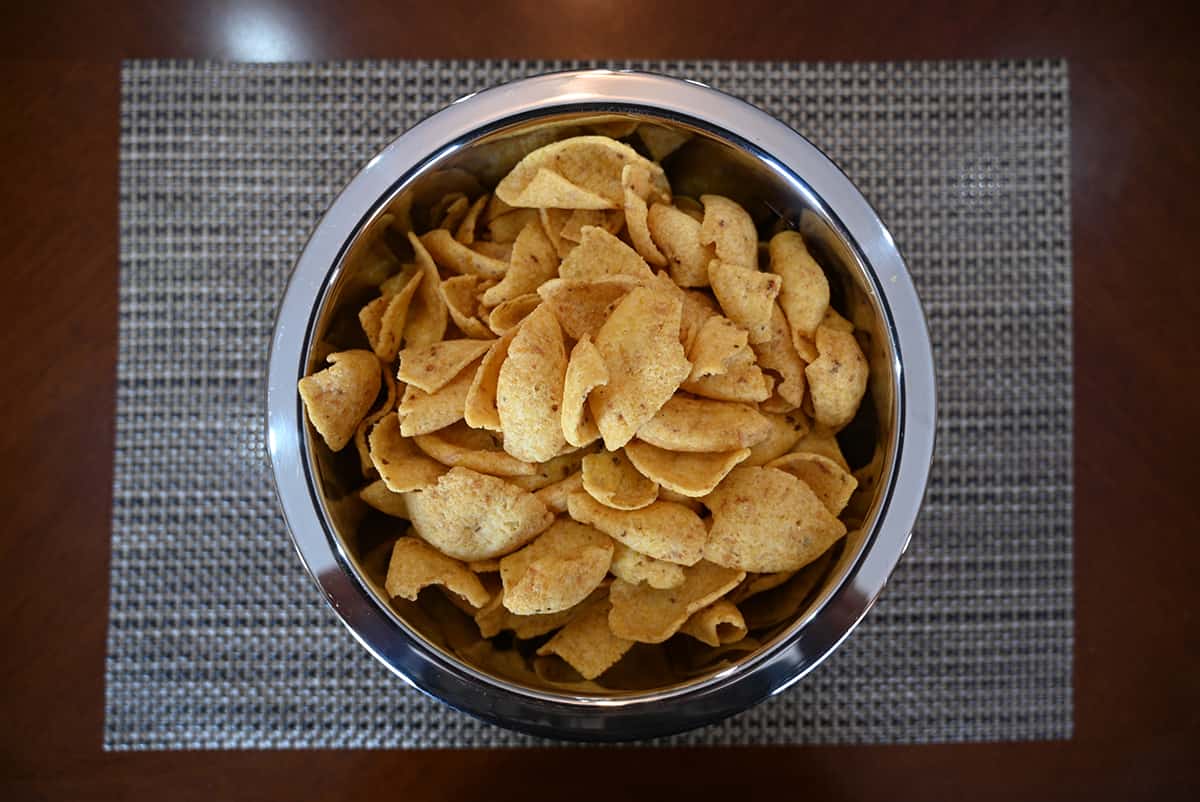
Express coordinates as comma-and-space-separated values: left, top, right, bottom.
636, 123, 692, 162
751, 303, 807, 408
403, 232, 449, 348
462, 326, 517, 431
806, 324, 869, 430
622, 164, 668, 267
703, 466, 846, 572
474, 591, 577, 639
637, 395, 771, 453
397, 356, 480, 437
404, 467, 554, 561
707, 259, 782, 344
609, 541, 685, 589
585, 118, 640, 139
359, 479, 409, 518
480, 222, 560, 306
359, 269, 423, 361
581, 450, 659, 510
536, 598, 634, 680
432, 193, 470, 232
679, 287, 719, 352
368, 412, 448, 491
567, 492, 705, 566
681, 345, 772, 403
495, 135, 668, 210
353, 366, 399, 477
647, 202, 714, 287
608, 561, 745, 643
792, 424, 850, 471
589, 286, 692, 449
767, 451, 859, 516
413, 421, 536, 477
396, 339, 493, 394
385, 536, 491, 609
680, 599, 747, 647
538, 207, 574, 258
486, 207, 541, 244
533, 470, 583, 514
509, 446, 591, 492
487, 293, 541, 335
500, 519, 614, 615
740, 550, 834, 630
822, 305, 855, 332
673, 195, 704, 222
468, 558, 500, 573
454, 194, 489, 244
298, 349, 381, 452
438, 274, 494, 340
656, 487, 706, 514
769, 230, 830, 345
561, 335, 608, 448
742, 409, 810, 467
496, 304, 568, 462
727, 570, 796, 604
560, 209, 625, 243
558, 225, 655, 282
536, 275, 642, 341
699, 194, 759, 269
420, 228, 508, 279
687, 315, 749, 380
624, 440, 751, 498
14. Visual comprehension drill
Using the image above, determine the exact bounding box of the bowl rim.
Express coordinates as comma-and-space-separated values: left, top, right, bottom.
266, 69, 937, 741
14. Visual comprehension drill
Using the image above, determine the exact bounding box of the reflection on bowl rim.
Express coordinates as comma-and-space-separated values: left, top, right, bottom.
266, 70, 936, 741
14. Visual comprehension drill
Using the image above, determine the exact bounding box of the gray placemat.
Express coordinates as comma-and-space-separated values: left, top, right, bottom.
106, 59, 1073, 749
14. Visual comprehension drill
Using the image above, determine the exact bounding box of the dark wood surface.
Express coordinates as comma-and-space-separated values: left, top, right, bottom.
2, 2, 1198, 800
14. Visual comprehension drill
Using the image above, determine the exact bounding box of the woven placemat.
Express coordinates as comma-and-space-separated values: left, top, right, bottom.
106, 59, 1073, 749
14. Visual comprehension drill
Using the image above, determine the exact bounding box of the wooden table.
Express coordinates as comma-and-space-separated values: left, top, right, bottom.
2, 2, 1197, 799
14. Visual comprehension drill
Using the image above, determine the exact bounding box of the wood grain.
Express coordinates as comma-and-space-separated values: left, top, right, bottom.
1, 2, 1198, 800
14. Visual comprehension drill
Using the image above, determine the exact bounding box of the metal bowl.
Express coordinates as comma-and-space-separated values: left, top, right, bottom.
266, 70, 936, 741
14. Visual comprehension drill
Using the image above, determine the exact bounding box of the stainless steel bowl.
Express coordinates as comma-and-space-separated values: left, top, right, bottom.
266, 70, 936, 741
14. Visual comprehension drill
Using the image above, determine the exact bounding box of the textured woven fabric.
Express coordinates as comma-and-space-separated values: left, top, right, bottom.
106, 60, 1073, 749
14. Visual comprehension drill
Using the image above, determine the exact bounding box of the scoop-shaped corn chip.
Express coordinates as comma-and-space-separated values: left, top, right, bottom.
298, 349, 381, 452
397, 356, 480, 436
353, 366, 399, 477
536, 275, 642, 341
420, 228, 508, 279
538, 207, 574, 258
609, 541, 685, 589
622, 164, 668, 268
805, 324, 869, 430
397, 339, 493, 394
360, 269, 423, 361
637, 395, 771, 453
624, 440, 751, 498
567, 492, 705, 566
471, 241, 513, 260
432, 193, 470, 231
454, 194, 488, 244
561, 335, 608, 448
680, 599, 747, 647
558, 225, 655, 282
742, 409, 810, 466
678, 286, 719, 352
474, 591, 578, 639
822, 306, 855, 332
496, 135, 668, 210
589, 286, 692, 449
536, 598, 634, 680
480, 222, 560, 306
647, 202, 714, 288
403, 233, 450, 349
708, 259, 781, 344
359, 479, 409, 518
608, 561, 745, 643
560, 209, 625, 243
700, 194, 759, 269
463, 327, 517, 431
581, 450, 659, 510
792, 424, 850, 471
657, 487, 706, 513
438, 275, 494, 339
487, 293, 541, 335
404, 467, 554, 561
769, 230, 830, 345
533, 470, 583, 514
413, 421, 536, 477
385, 536, 491, 609
727, 570, 796, 604
487, 207, 541, 244
687, 315, 750, 380
740, 550, 834, 630
751, 303, 807, 408
681, 346, 773, 403
368, 412, 448, 491
767, 451, 859, 516
496, 304, 568, 462
703, 466, 846, 572
500, 519, 614, 615
636, 123, 692, 162
584, 118, 640, 139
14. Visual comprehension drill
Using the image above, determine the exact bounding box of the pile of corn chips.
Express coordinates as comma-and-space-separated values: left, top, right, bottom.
299, 130, 871, 688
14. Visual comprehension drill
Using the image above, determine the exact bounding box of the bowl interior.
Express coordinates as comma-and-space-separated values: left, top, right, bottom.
299, 108, 899, 698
